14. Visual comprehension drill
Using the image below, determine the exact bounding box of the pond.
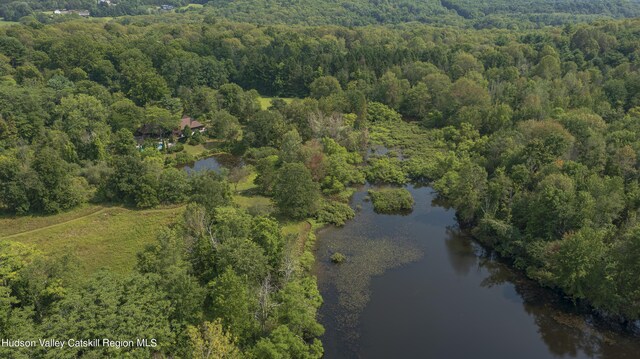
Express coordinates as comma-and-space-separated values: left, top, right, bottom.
182, 153, 243, 174
314, 184, 640, 359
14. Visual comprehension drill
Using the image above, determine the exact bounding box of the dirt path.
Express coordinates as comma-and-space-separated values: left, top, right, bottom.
0, 207, 109, 240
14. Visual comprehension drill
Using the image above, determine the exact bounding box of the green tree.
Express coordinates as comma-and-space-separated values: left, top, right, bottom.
207, 110, 242, 141
186, 319, 242, 359
189, 171, 233, 215
158, 168, 190, 204
245, 110, 287, 148
108, 98, 144, 131
279, 129, 303, 163
276, 277, 324, 338
549, 228, 608, 300
251, 325, 323, 359
273, 162, 320, 219
310, 76, 342, 99
209, 268, 257, 344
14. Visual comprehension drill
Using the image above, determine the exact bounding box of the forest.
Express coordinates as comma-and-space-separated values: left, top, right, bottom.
3, 0, 640, 28
1, 2, 640, 358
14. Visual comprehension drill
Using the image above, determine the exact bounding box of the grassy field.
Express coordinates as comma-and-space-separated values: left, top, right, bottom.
182, 140, 220, 157
177, 3, 204, 11
0, 167, 311, 278
0, 205, 184, 275
258, 96, 294, 110
0, 205, 106, 238
233, 172, 274, 212
0, 171, 272, 276
0, 18, 18, 26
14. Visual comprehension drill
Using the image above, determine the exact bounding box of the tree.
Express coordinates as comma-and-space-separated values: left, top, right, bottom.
55, 94, 110, 160
186, 319, 242, 359
44, 272, 173, 358
366, 102, 401, 122
189, 171, 232, 215
251, 216, 285, 269
376, 71, 409, 110
144, 106, 180, 139
109, 98, 144, 131
401, 83, 431, 120
615, 227, 640, 318
525, 174, 580, 240
273, 163, 320, 219
446, 77, 491, 115
255, 155, 280, 195
251, 325, 323, 359
0, 2, 32, 21
101, 154, 159, 209
209, 268, 257, 344
451, 52, 483, 79
207, 110, 241, 141
158, 168, 190, 204
276, 277, 324, 338
31, 147, 86, 213
245, 110, 287, 148
310, 76, 342, 99
120, 61, 170, 106
217, 237, 269, 284
228, 166, 250, 192
534, 55, 561, 80
279, 129, 303, 163
433, 159, 487, 224
549, 228, 608, 300
217, 84, 260, 121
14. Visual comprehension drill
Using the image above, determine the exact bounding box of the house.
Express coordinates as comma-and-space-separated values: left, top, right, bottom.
135, 116, 205, 144
179, 116, 206, 134
161, 5, 175, 11
98, 0, 112, 5
77, 10, 90, 17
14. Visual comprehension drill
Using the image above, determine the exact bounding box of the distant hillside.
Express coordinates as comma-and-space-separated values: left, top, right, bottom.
202, 0, 640, 28
2, 0, 640, 28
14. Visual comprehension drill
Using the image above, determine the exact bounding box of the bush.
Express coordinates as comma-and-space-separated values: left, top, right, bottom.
316, 200, 355, 226
331, 252, 346, 264
167, 143, 184, 154
365, 157, 407, 184
368, 188, 414, 214
188, 131, 205, 145
175, 152, 195, 165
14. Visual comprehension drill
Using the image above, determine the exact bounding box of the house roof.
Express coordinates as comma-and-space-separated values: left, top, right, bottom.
180, 116, 205, 130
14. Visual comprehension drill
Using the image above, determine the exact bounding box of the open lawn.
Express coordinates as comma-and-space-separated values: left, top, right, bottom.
0, 205, 184, 275
233, 172, 274, 213
0, 18, 18, 26
0, 168, 307, 278
170, 139, 221, 159
177, 3, 204, 11
258, 96, 294, 110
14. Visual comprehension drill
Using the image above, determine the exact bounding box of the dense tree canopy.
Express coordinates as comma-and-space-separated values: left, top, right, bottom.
2, 4, 640, 357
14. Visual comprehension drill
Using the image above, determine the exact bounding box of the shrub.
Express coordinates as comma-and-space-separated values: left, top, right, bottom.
175, 152, 195, 165
316, 200, 355, 226
368, 188, 414, 214
331, 252, 346, 264
365, 157, 407, 184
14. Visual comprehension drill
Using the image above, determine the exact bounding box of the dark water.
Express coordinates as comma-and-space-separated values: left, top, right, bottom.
182, 154, 242, 173
315, 184, 640, 359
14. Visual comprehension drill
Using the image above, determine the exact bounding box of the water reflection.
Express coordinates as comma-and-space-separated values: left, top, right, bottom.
444, 227, 478, 276
449, 227, 640, 359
